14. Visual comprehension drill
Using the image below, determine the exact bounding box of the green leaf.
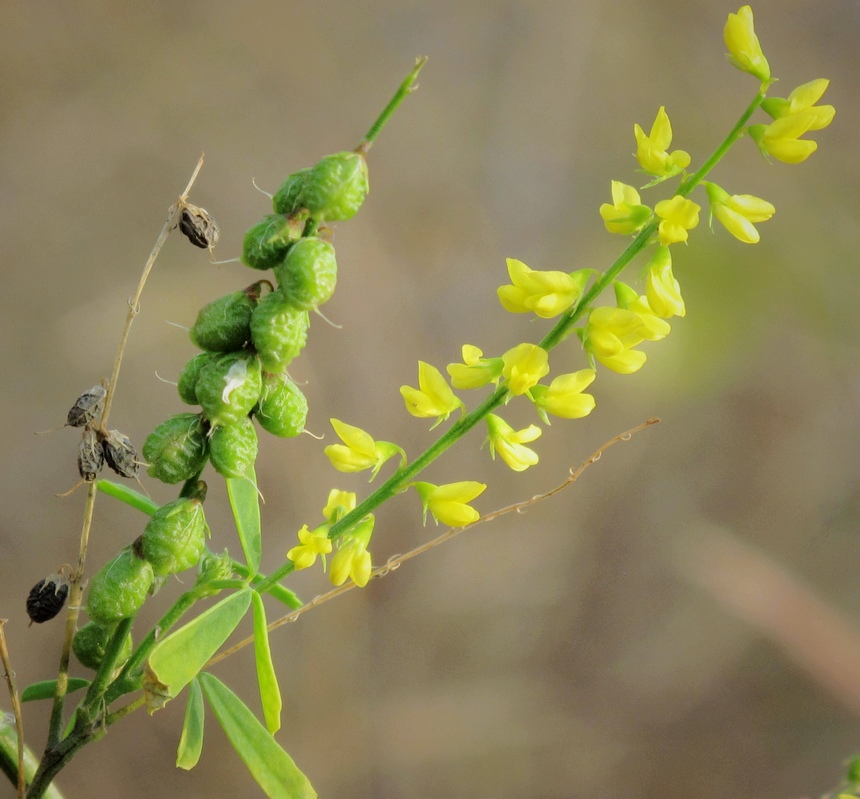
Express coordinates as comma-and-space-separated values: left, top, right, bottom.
21, 678, 90, 702
97, 479, 158, 515
226, 464, 262, 573
252, 592, 282, 734
199, 672, 316, 799
0, 721, 66, 799
148, 589, 252, 700
177, 677, 205, 770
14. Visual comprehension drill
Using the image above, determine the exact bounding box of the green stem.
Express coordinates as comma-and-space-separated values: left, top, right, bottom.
77, 619, 134, 723
358, 57, 427, 151
96, 480, 157, 515
678, 89, 766, 196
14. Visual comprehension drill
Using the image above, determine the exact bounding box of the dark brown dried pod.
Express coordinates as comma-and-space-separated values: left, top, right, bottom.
26, 574, 70, 624
101, 429, 140, 479
66, 383, 107, 428
179, 203, 220, 250
78, 426, 105, 482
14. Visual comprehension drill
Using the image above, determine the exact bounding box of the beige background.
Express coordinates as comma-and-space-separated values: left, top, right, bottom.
2, 1, 858, 797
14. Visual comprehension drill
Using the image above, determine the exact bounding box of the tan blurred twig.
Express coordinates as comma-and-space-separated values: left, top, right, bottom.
673, 525, 860, 716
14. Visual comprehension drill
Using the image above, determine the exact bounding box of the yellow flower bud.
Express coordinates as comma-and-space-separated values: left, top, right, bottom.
724, 5, 770, 82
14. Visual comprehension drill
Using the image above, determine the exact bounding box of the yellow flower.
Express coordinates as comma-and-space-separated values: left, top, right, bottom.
634, 107, 691, 179
322, 489, 357, 523
530, 369, 596, 423
400, 361, 464, 428
501, 343, 550, 396
413, 481, 486, 526
446, 345, 503, 389
581, 306, 649, 374
324, 419, 405, 479
654, 195, 701, 245
330, 516, 374, 588
599, 181, 653, 235
748, 113, 819, 164
645, 246, 686, 319
486, 414, 541, 472
704, 182, 775, 244
761, 79, 835, 131
497, 258, 586, 318
287, 524, 332, 571
724, 5, 770, 82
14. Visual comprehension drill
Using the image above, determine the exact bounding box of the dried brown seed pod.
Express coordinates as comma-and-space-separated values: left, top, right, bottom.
66, 383, 107, 428
26, 573, 71, 624
101, 429, 140, 479
179, 203, 220, 250
78, 426, 105, 482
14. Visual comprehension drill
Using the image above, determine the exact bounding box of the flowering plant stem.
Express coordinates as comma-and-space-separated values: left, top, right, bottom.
256, 87, 765, 595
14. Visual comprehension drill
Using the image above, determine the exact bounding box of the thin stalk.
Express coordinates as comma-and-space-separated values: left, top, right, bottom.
357, 57, 427, 152
0, 622, 25, 798
45, 156, 205, 751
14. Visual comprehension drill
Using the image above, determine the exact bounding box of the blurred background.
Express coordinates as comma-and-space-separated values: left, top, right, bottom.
1, 1, 858, 797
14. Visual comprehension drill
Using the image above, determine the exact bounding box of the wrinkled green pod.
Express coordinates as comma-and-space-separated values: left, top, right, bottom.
254, 372, 308, 438
87, 546, 154, 627
274, 236, 337, 311
250, 290, 309, 373
190, 283, 266, 352
196, 353, 263, 429
300, 151, 368, 221
177, 352, 218, 405
142, 413, 209, 484
73, 621, 133, 671
272, 167, 311, 215
209, 416, 258, 478
140, 494, 207, 576
242, 214, 306, 271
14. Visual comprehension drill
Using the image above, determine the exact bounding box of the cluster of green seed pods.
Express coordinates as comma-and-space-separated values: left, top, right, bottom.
77, 483, 210, 669
144, 148, 368, 484
80, 149, 369, 655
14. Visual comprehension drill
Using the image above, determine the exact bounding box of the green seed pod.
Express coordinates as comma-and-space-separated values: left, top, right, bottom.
140, 497, 207, 576
300, 151, 368, 221
177, 352, 217, 405
142, 413, 209, 484
87, 546, 154, 627
190, 282, 266, 352
242, 214, 307, 271
72, 621, 133, 671
209, 416, 258, 478
250, 290, 309, 373
254, 372, 308, 438
195, 353, 263, 429
272, 167, 311, 215
274, 236, 337, 311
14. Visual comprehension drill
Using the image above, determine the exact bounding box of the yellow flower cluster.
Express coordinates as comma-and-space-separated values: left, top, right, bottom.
291, 5, 834, 589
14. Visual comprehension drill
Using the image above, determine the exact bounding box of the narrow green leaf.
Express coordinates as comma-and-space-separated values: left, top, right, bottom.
251, 592, 282, 734
97, 479, 158, 515
176, 677, 205, 770
226, 464, 262, 573
21, 678, 90, 702
260, 582, 302, 610
199, 672, 316, 799
148, 589, 252, 699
